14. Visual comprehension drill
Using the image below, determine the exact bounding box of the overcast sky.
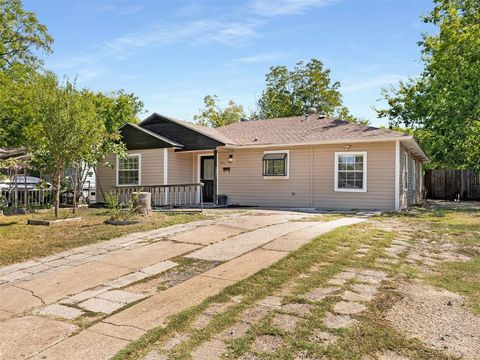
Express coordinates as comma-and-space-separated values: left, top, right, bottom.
26, 0, 434, 126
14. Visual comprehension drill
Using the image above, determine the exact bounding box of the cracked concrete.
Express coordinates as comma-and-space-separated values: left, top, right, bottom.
0, 210, 362, 360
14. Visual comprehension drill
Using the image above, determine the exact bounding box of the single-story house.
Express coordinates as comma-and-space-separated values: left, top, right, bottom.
96, 112, 428, 211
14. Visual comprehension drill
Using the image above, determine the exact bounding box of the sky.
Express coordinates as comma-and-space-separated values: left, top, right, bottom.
25, 0, 434, 127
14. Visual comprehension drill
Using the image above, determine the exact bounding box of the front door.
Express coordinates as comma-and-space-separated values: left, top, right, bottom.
200, 156, 215, 202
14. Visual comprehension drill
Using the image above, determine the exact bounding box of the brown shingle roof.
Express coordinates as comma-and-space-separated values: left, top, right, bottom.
215, 115, 409, 146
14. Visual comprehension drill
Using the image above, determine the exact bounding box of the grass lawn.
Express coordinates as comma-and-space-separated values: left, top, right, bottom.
0, 208, 207, 266
112, 202, 480, 360
392, 203, 480, 314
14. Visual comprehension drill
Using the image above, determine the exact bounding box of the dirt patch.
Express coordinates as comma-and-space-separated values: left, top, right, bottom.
387, 283, 480, 359
125, 259, 217, 295
281, 302, 312, 317
252, 334, 283, 353
308, 329, 337, 345
376, 351, 409, 360
272, 313, 301, 332
323, 312, 358, 329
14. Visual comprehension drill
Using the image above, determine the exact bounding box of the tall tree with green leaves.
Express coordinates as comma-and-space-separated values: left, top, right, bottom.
254, 59, 364, 123
94, 90, 144, 132
0, 0, 53, 69
72, 90, 144, 207
377, 0, 480, 169
26, 76, 106, 216
0, 64, 42, 146
194, 95, 245, 127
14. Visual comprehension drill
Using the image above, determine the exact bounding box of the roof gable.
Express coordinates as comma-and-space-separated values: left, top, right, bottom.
139, 113, 227, 151
120, 123, 183, 150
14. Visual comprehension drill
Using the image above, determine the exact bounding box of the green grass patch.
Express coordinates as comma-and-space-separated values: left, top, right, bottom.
427, 257, 480, 315
0, 208, 207, 266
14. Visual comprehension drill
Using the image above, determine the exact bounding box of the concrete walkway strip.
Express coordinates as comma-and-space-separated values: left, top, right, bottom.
19, 261, 133, 305
264, 218, 367, 252
98, 241, 198, 270
105, 275, 236, 332
170, 224, 247, 245
35, 304, 85, 320
0, 315, 78, 360
32, 330, 129, 360
0, 285, 45, 315
186, 221, 316, 261
202, 248, 289, 282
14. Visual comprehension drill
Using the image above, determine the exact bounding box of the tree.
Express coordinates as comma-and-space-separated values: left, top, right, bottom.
377, 0, 480, 169
0, 0, 53, 69
27, 76, 107, 217
71, 90, 144, 208
0, 64, 42, 147
194, 95, 245, 128
254, 59, 364, 123
94, 90, 144, 132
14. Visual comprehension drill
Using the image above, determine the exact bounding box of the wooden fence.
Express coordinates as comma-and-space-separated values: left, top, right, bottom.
425, 169, 480, 200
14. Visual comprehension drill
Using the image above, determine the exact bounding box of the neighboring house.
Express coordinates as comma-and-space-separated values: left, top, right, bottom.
96, 112, 428, 211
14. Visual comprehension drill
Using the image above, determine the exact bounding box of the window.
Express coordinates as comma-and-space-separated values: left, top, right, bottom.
117, 154, 140, 186
335, 152, 367, 192
263, 151, 288, 178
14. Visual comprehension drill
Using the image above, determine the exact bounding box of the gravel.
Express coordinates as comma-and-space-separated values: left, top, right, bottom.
387, 283, 480, 359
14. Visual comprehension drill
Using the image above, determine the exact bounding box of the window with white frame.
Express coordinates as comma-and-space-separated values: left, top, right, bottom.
335, 152, 367, 192
263, 151, 289, 177
117, 154, 140, 185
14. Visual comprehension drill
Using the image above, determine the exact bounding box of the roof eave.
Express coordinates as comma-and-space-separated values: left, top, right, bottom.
221, 136, 412, 149
401, 137, 430, 162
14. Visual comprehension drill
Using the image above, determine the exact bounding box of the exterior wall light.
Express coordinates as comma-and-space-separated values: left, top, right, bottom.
228, 154, 233, 163
344, 144, 351, 151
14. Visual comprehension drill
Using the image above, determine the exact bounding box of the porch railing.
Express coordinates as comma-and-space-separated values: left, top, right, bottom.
115, 183, 204, 210
1, 188, 54, 208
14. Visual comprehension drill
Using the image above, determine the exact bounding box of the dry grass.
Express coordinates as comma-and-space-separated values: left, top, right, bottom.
0, 208, 207, 266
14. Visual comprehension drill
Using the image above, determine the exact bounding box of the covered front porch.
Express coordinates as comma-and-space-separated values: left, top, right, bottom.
112, 148, 220, 210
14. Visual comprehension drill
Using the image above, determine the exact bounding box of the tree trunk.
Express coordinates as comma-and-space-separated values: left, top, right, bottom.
24, 167, 28, 208
54, 170, 61, 218
72, 177, 77, 214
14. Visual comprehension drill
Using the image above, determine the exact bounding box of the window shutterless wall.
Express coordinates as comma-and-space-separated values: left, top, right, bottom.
217, 141, 397, 210
95, 149, 165, 202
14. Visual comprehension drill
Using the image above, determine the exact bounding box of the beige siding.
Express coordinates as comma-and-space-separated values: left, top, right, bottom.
168, 149, 195, 184
400, 145, 423, 208
313, 142, 395, 210
218, 142, 397, 210
218, 147, 312, 207
95, 140, 424, 210
96, 149, 164, 202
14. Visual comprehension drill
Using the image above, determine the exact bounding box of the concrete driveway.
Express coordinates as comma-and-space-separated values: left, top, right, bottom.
0, 209, 365, 360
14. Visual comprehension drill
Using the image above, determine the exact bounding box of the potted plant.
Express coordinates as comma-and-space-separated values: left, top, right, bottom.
217, 194, 227, 206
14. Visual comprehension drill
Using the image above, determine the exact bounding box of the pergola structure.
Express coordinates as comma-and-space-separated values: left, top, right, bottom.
0, 147, 32, 208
